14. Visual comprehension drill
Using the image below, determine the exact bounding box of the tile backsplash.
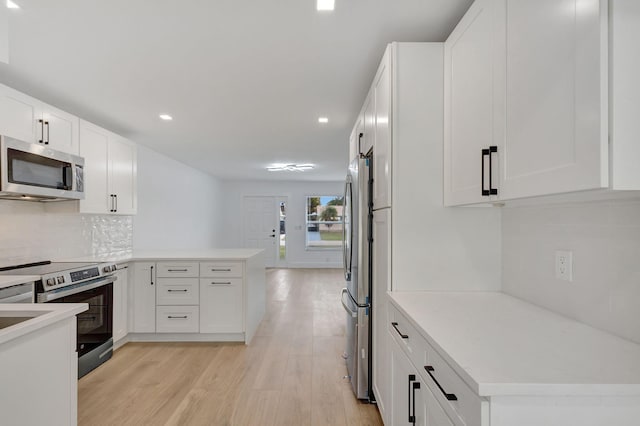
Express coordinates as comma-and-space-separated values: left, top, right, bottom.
502, 198, 640, 344
0, 201, 132, 267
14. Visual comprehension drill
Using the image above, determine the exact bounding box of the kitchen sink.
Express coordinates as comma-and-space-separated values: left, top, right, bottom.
0, 312, 46, 330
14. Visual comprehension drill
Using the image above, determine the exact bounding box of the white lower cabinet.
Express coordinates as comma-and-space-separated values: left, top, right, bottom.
388, 300, 486, 426
128, 257, 260, 342
130, 262, 156, 333
390, 332, 451, 426
112, 266, 129, 343
199, 278, 243, 333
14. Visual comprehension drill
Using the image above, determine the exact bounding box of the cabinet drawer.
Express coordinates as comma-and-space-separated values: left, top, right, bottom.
156, 262, 199, 278
156, 278, 199, 305
156, 306, 199, 333
388, 303, 429, 369
200, 261, 243, 278
420, 341, 484, 426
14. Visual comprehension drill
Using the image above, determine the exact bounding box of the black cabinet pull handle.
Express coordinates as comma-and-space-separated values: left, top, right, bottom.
408, 374, 415, 424
489, 145, 498, 195
114, 194, 118, 212
210, 281, 232, 285
391, 322, 409, 339
167, 289, 188, 292
424, 366, 457, 401
150, 265, 154, 286
481, 148, 490, 196
44, 121, 50, 144
410, 381, 420, 424
168, 315, 188, 319
38, 119, 44, 143
358, 132, 364, 155
211, 268, 231, 272
168, 269, 188, 272
109, 194, 115, 212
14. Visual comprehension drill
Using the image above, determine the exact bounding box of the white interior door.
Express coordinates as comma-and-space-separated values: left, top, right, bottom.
243, 196, 279, 268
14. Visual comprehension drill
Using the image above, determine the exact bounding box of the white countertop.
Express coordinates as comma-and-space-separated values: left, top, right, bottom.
389, 291, 640, 397
0, 275, 40, 289
0, 303, 88, 345
55, 248, 264, 263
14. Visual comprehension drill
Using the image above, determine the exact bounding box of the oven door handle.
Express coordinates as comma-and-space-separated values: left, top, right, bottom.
39, 275, 117, 302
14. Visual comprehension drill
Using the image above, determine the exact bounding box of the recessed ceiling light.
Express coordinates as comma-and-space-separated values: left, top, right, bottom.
318, 117, 329, 124
159, 114, 173, 121
6, 0, 20, 9
317, 0, 334, 11
267, 163, 314, 172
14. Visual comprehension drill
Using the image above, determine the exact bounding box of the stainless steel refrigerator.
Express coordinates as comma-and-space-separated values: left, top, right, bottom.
341, 153, 372, 400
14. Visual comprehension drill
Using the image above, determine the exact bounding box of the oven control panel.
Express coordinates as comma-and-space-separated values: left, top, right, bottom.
40, 263, 116, 292
70, 267, 100, 283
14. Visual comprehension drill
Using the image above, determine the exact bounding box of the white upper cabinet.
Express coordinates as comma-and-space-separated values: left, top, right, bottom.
42, 104, 79, 155
0, 83, 79, 155
444, 0, 504, 206
362, 93, 375, 156
80, 120, 137, 215
445, 0, 640, 206
108, 135, 137, 215
500, 0, 607, 200
373, 48, 392, 210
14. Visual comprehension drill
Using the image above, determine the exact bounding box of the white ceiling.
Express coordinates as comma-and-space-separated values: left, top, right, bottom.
0, 0, 472, 181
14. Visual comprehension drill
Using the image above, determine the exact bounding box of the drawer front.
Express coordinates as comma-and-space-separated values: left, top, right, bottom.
421, 342, 484, 426
388, 303, 428, 369
200, 261, 243, 278
156, 278, 199, 305
156, 262, 199, 278
156, 306, 199, 333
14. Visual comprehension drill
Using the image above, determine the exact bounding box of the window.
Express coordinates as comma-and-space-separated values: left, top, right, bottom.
306, 195, 344, 249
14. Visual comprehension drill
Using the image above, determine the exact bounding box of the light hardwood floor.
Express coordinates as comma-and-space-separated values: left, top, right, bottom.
78, 268, 383, 426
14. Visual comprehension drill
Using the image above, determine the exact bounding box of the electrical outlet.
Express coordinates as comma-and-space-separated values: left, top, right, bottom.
555, 250, 573, 282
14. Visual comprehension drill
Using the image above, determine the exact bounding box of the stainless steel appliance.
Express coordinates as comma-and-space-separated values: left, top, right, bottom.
341, 152, 372, 400
0, 278, 35, 303
0, 261, 117, 378
0, 135, 85, 201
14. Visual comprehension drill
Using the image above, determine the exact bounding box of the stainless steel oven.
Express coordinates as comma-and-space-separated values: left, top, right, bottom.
0, 261, 117, 378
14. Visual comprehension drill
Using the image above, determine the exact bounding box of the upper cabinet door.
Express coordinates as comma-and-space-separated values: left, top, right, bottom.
500, 0, 607, 199
373, 47, 392, 210
0, 84, 42, 143
362, 93, 375, 155
108, 136, 137, 215
444, 0, 505, 206
79, 120, 110, 214
42, 104, 79, 155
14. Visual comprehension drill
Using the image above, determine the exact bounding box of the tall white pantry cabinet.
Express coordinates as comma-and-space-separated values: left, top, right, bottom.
350, 42, 501, 424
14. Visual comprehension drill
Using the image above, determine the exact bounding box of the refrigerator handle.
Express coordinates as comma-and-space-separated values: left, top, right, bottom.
341, 288, 357, 318
342, 179, 352, 281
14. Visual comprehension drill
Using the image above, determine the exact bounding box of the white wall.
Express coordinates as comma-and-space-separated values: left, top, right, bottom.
502, 199, 640, 344
220, 180, 343, 268
132, 145, 223, 251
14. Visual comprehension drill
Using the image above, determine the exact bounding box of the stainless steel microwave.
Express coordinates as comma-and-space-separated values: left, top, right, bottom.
0, 135, 85, 201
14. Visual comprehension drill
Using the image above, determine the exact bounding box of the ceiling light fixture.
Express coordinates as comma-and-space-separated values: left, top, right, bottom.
6, 0, 20, 9
159, 114, 173, 121
316, 0, 334, 11
318, 117, 329, 124
267, 164, 314, 172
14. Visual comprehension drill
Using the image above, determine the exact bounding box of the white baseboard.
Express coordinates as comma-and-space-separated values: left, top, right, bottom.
127, 332, 246, 343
